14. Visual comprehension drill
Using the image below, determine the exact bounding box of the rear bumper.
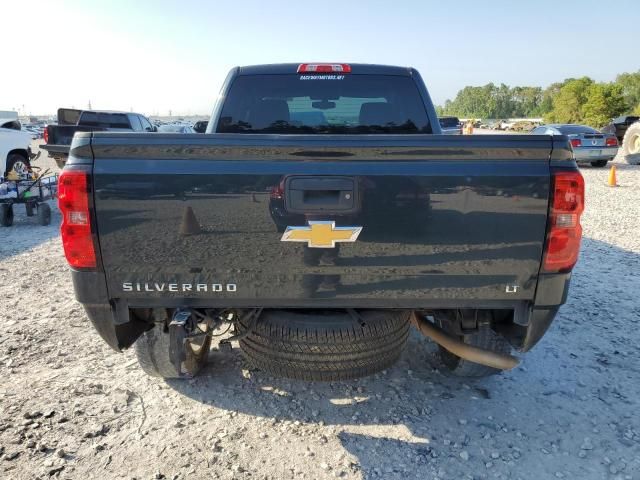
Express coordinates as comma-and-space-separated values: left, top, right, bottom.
573, 146, 618, 162
40, 144, 70, 158
72, 269, 570, 353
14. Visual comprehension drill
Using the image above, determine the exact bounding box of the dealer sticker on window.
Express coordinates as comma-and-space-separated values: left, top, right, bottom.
299, 75, 345, 81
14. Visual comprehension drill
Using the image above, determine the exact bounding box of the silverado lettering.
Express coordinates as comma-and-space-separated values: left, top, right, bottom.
122, 283, 237, 293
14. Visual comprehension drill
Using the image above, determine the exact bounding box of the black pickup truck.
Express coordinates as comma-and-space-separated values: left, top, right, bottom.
43, 108, 156, 169
601, 115, 640, 163
59, 63, 584, 381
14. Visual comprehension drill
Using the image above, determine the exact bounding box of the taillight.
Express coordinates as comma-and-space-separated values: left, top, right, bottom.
605, 137, 618, 147
43, 126, 49, 144
543, 170, 584, 273
297, 63, 351, 73
569, 138, 581, 148
58, 170, 97, 269
270, 179, 285, 199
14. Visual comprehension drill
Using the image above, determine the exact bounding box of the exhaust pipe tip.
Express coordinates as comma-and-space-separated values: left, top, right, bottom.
411, 312, 520, 371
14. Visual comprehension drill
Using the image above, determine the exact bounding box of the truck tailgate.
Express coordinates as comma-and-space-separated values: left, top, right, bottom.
90, 134, 552, 308
46, 125, 106, 150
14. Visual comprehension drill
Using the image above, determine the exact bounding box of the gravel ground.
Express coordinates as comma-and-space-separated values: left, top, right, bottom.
0, 141, 639, 480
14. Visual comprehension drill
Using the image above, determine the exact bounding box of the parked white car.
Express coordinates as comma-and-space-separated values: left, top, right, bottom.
0, 111, 34, 179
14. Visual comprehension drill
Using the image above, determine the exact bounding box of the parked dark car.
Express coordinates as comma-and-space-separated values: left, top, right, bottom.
601, 115, 640, 164
42, 109, 156, 169
601, 115, 639, 144
531, 124, 618, 167
193, 120, 209, 133
59, 63, 584, 384
438, 116, 462, 134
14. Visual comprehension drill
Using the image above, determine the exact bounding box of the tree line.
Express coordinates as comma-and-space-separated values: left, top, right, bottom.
436, 71, 640, 127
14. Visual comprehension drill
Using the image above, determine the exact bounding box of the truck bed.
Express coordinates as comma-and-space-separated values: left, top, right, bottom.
42, 125, 107, 158
74, 132, 557, 310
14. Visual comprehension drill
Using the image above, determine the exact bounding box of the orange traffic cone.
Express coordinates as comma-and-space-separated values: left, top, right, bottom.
179, 206, 202, 235
607, 165, 618, 187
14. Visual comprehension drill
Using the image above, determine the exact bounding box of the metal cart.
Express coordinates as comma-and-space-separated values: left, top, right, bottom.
0, 170, 58, 227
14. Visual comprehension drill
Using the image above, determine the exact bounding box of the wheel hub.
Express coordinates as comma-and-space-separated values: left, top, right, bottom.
12, 161, 29, 176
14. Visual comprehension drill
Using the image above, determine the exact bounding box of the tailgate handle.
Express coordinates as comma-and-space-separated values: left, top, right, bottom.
285, 176, 357, 213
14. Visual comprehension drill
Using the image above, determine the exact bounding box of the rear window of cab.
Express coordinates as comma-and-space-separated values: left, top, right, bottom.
79, 112, 131, 129
217, 74, 431, 134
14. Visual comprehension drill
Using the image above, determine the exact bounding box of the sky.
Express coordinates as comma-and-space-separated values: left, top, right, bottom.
2, 0, 639, 116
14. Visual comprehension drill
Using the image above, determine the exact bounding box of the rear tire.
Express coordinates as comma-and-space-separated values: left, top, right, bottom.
134, 322, 212, 378
238, 310, 410, 381
1, 204, 13, 227
621, 122, 640, 165
5, 153, 30, 178
37, 203, 51, 226
437, 321, 511, 377
590, 160, 608, 167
